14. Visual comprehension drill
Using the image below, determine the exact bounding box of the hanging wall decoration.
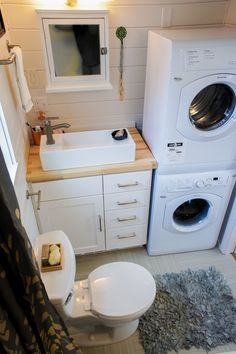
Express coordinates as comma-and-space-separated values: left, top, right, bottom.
116, 26, 127, 101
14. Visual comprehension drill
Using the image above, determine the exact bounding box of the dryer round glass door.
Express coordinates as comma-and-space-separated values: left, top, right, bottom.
189, 84, 236, 131
163, 194, 222, 233
177, 74, 236, 141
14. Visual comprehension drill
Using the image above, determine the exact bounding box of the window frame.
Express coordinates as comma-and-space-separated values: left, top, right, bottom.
0, 103, 18, 183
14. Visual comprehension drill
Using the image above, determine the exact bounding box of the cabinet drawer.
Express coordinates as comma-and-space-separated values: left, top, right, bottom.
103, 170, 151, 194
106, 224, 147, 250
31, 176, 102, 201
104, 190, 150, 211
105, 207, 148, 229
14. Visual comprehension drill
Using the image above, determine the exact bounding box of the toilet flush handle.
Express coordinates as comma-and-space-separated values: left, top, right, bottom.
65, 290, 73, 305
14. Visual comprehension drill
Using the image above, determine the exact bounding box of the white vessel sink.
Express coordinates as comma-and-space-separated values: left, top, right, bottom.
40, 129, 136, 171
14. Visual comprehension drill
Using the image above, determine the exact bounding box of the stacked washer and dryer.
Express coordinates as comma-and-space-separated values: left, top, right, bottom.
142, 27, 236, 255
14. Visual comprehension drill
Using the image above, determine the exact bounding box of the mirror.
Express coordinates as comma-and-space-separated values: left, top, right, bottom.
49, 24, 101, 77
0, 10, 6, 38
37, 9, 111, 92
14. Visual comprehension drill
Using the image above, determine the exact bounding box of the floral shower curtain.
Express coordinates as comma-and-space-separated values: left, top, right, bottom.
0, 147, 82, 353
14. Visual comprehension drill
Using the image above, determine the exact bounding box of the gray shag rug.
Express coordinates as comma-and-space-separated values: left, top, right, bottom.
139, 267, 236, 354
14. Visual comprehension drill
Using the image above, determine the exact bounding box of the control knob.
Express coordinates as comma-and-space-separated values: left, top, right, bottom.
205, 178, 213, 187
195, 179, 205, 188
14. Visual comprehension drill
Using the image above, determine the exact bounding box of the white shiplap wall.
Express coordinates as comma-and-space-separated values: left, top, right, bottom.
0, 4, 38, 243
1, 0, 232, 131
225, 0, 236, 23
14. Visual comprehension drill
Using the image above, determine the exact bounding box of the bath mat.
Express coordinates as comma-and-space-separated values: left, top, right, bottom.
139, 267, 236, 354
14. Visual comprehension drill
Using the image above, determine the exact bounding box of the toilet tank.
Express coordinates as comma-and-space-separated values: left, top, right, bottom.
34, 230, 76, 306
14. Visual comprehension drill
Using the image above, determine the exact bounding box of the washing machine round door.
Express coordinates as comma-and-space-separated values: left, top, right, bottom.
189, 84, 236, 130
163, 194, 222, 233
177, 74, 236, 140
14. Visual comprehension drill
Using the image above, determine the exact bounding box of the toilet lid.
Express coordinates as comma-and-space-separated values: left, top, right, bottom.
88, 262, 156, 318
35, 230, 76, 305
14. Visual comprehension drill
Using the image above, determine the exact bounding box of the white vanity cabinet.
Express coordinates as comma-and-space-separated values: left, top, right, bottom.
30, 170, 152, 255
30, 176, 105, 255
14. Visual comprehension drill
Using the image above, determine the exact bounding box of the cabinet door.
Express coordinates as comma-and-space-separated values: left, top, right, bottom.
37, 195, 105, 255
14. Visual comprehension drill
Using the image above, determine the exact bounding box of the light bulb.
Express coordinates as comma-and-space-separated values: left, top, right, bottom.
66, 0, 77, 6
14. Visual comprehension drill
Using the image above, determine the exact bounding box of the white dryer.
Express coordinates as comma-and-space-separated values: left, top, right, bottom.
147, 170, 235, 255
143, 27, 236, 173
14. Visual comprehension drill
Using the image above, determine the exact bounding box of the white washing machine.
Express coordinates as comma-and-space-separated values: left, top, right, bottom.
143, 27, 236, 173
147, 170, 236, 255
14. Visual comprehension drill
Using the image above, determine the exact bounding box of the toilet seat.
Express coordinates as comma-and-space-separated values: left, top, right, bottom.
88, 262, 156, 319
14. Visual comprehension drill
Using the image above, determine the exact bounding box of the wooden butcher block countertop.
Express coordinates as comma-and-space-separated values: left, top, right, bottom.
26, 128, 157, 183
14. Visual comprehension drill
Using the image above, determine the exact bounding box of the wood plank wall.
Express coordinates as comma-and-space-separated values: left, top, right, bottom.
1, 0, 232, 131
0, 14, 39, 243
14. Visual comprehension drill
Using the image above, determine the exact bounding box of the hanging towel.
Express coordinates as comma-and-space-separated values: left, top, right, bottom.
11, 46, 33, 113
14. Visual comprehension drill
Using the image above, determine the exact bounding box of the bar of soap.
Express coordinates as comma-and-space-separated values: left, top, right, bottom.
48, 249, 61, 265
49, 244, 60, 252
115, 129, 125, 137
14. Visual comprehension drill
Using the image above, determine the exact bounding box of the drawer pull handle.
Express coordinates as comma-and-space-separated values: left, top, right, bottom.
98, 215, 103, 232
117, 181, 139, 188
117, 232, 136, 239
26, 190, 41, 210
117, 215, 137, 222
117, 199, 137, 206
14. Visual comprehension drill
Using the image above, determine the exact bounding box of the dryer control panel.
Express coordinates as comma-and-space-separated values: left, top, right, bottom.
184, 47, 236, 72
164, 172, 230, 193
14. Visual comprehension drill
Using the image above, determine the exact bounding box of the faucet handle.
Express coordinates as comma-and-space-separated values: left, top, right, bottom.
44, 119, 51, 126
43, 117, 59, 125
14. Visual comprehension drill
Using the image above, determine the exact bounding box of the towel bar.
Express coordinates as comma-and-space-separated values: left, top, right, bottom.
0, 40, 21, 65
0, 52, 16, 65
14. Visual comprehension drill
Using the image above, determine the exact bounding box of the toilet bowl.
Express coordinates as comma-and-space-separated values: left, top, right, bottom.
35, 230, 156, 346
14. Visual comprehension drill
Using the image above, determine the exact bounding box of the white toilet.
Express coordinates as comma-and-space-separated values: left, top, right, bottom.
35, 230, 156, 346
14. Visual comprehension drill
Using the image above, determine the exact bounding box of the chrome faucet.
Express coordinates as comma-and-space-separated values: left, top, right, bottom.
44, 119, 71, 145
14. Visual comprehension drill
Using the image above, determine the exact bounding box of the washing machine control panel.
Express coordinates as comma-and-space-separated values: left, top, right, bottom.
195, 176, 229, 189
166, 174, 229, 192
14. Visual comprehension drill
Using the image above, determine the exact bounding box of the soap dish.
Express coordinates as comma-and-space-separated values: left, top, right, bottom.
112, 129, 128, 141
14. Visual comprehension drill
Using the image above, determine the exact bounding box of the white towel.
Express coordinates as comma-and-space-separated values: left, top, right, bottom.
11, 46, 33, 113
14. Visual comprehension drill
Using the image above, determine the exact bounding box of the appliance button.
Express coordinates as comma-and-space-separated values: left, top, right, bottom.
174, 77, 182, 81
205, 178, 212, 187
195, 179, 205, 188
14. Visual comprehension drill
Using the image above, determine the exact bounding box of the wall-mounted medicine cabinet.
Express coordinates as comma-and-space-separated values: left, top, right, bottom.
37, 9, 111, 92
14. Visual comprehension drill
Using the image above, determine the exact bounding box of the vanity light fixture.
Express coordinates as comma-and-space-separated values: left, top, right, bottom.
66, 0, 77, 6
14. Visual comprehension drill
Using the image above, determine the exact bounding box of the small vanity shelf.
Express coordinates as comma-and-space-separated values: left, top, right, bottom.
37, 8, 111, 92
27, 128, 157, 255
